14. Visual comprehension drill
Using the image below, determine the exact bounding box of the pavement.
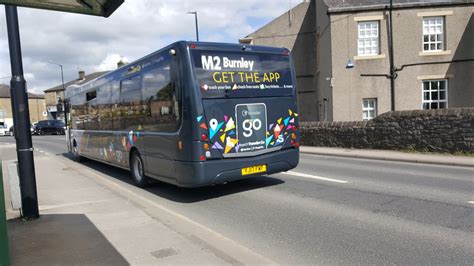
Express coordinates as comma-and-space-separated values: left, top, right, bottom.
1, 144, 274, 265
300, 146, 474, 167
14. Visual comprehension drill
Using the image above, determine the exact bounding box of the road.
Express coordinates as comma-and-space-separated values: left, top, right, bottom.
1, 135, 473, 264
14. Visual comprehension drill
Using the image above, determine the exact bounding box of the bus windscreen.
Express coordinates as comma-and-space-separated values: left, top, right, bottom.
192, 50, 294, 98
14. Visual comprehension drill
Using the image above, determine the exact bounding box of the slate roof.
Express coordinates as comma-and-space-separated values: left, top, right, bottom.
324, 0, 474, 13
43, 71, 109, 93
0, 84, 45, 99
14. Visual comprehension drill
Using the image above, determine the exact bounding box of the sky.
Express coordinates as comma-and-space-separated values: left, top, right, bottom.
0, 0, 303, 95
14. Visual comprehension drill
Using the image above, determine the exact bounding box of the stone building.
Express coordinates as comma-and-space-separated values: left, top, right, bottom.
44, 70, 108, 119
241, 0, 474, 121
0, 84, 47, 128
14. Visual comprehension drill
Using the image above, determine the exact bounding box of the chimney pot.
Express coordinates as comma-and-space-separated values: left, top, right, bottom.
117, 60, 126, 68
78, 70, 85, 80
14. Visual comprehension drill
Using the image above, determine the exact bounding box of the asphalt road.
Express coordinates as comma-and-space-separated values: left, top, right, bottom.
1, 135, 473, 264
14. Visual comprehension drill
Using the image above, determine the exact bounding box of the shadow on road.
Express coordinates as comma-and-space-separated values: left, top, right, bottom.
60, 153, 285, 203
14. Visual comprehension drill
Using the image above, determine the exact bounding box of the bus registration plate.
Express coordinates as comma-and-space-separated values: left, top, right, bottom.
241, 164, 267, 176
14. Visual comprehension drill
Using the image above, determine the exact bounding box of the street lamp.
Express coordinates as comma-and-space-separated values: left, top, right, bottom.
187, 11, 199, 42
48, 61, 65, 121
48, 60, 65, 91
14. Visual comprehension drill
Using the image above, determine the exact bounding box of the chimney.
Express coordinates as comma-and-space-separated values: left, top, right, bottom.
78, 70, 85, 80
117, 59, 126, 68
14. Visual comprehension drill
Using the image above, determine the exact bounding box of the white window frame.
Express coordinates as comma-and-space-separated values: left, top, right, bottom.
362, 98, 377, 120
357, 21, 379, 56
423, 17, 444, 52
421, 79, 448, 110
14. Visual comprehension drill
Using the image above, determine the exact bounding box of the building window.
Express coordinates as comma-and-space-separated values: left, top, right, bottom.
422, 80, 448, 109
362, 98, 377, 120
423, 17, 444, 52
358, 21, 379, 56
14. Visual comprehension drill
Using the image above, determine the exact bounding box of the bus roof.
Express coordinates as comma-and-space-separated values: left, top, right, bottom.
65, 41, 291, 98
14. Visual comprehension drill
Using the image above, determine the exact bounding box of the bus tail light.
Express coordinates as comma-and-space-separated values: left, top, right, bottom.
291, 140, 300, 148
204, 143, 210, 150
178, 141, 183, 150
200, 155, 206, 161
291, 133, 297, 140
190, 44, 197, 49
202, 134, 208, 141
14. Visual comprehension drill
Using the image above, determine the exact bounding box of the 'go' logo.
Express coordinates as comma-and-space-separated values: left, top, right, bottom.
242, 119, 262, 138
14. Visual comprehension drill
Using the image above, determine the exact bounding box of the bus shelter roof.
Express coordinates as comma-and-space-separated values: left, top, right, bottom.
0, 0, 124, 17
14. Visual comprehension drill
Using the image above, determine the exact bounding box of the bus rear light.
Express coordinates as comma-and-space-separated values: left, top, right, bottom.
291, 140, 295, 146
202, 134, 208, 141
295, 142, 300, 148
178, 141, 183, 150
204, 143, 210, 150
190, 44, 197, 49
200, 155, 206, 161
291, 133, 297, 140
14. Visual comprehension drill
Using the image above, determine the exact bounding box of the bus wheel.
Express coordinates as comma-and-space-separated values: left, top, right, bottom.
72, 141, 82, 162
131, 151, 147, 187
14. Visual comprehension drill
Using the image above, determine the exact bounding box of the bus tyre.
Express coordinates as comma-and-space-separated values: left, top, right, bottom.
131, 151, 147, 187
72, 143, 82, 162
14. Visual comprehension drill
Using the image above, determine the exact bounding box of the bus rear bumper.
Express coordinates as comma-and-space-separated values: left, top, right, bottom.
174, 148, 299, 187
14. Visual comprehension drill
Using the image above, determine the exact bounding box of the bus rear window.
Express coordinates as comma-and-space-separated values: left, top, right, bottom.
192, 50, 294, 98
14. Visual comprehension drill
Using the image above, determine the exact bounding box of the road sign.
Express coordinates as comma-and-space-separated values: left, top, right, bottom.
0, 0, 124, 17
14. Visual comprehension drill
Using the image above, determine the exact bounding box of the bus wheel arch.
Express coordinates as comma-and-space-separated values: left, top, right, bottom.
129, 148, 147, 187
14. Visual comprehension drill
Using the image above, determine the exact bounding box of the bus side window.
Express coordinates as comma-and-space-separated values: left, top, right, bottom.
85, 89, 98, 130
120, 75, 142, 130
71, 92, 86, 130
98, 83, 112, 130
141, 59, 179, 132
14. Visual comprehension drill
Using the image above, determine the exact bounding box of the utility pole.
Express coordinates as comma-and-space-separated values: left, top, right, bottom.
5, 5, 39, 220
388, 0, 396, 111
187, 11, 199, 42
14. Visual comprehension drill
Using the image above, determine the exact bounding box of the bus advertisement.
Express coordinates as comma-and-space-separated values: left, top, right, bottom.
65, 41, 300, 187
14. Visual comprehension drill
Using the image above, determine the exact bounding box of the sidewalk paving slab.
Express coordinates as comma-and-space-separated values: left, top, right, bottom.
300, 146, 474, 167
2, 145, 274, 265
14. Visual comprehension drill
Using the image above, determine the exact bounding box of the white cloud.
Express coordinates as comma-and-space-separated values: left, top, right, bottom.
0, 0, 302, 93
94, 54, 129, 72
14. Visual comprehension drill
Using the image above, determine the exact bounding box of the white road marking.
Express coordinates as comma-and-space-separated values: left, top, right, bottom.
283, 171, 349, 184
468, 201, 474, 204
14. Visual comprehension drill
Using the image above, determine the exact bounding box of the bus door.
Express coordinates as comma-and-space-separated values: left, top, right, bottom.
142, 51, 182, 180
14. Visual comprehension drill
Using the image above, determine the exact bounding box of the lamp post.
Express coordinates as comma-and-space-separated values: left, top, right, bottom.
48, 61, 65, 91
48, 61, 65, 121
187, 11, 199, 42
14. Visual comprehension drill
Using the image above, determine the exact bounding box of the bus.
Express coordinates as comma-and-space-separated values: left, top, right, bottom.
65, 41, 300, 187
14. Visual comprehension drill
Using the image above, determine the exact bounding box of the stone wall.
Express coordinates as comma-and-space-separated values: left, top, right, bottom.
301, 108, 474, 153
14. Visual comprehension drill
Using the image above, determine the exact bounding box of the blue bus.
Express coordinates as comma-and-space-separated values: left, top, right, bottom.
65, 41, 300, 187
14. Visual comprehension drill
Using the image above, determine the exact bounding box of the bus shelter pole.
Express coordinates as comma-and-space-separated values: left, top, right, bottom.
5, 5, 39, 220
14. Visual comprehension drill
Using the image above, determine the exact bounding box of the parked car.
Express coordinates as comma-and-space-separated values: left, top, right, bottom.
9, 123, 37, 136
0, 125, 11, 136
35, 120, 66, 135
